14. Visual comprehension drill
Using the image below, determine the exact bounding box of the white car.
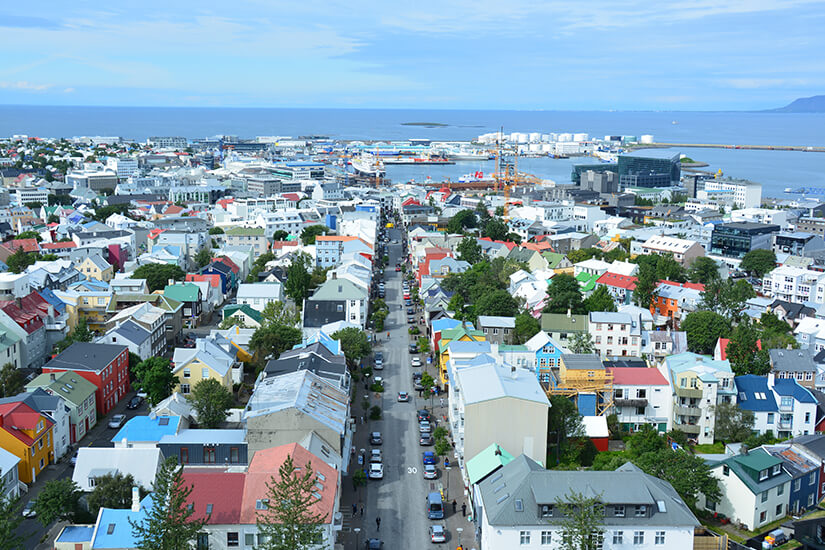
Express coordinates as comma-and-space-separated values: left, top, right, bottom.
429, 525, 447, 543
423, 464, 438, 479
370, 449, 383, 463
108, 414, 126, 429
368, 462, 384, 479
411, 357, 421, 368
397, 391, 410, 402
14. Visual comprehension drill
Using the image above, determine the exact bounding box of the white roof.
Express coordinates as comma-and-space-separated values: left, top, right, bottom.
456, 361, 550, 407
576, 258, 611, 270
237, 282, 283, 300
642, 235, 698, 252
581, 415, 609, 438
72, 447, 163, 492
0, 447, 19, 477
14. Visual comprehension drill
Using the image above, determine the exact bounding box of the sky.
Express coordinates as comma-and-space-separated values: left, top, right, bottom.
0, 1, 824, 110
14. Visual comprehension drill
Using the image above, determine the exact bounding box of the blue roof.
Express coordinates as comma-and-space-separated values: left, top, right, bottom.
57, 525, 94, 543
39, 288, 66, 314
773, 378, 818, 404
432, 318, 465, 333
69, 280, 110, 292
448, 340, 491, 354
111, 415, 180, 443
734, 375, 778, 412
92, 495, 153, 548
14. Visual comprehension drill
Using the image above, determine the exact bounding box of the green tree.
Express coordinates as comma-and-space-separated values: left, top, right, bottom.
260, 301, 300, 328
34, 478, 81, 526
513, 313, 540, 344
72, 316, 93, 342
0, 495, 24, 549
714, 402, 755, 443
188, 378, 234, 428
332, 327, 371, 369
726, 320, 771, 376
626, 425, 667, 457
133, 357, 178, 405
700, 278, 756, 321
634, 449, 720, 509
420, 372, 435, 399
272, 229, 289, 241
566, 248, 601, 264
300, 224, 327, 245
544, 273, 585, 314
632, 261, 659, 309
0, 363, 24, 398
687, 257, 720, 284
506, 232, 523, 244
446, 209, 477, 234
457, 237, 483, 264
15, 230, 42, 241
583, 285, 617, 313
130, 457, 206, 550
475, 289, 519, 317
5, 247, 37, 274
92, 204, 132, 222
256, 454, 326, 550
131, 264, 185, 292
740, 249, 777, 278
548, 395, 583, 465
654, 254, 686, 282
558, 489, 605, 550
87, 472, 141, 517
481, 218, 508, 241
568, 332, 595, 354
681, 311, 731, 355
250, 324, 303, 362
194, 248, 213, 268
284, 253, 312, 304
208, 227, 224, 235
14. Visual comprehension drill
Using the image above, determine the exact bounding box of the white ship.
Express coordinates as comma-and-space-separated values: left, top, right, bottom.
443, 146, 493, 161
351, 154, 386, 178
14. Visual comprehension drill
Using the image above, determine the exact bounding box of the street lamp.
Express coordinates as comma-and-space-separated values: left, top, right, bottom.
456, 527, 463, 547
354, 527, 361, 549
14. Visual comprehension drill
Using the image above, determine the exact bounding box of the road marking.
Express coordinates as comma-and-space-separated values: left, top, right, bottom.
407, 466, 418, 474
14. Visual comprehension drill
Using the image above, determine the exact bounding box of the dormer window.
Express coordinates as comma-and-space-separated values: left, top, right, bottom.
540, 504, 553, 517
634, 505, 646, 517
772, 465, 781, 476
614, 505, 625, 517
759, 469, 769, 481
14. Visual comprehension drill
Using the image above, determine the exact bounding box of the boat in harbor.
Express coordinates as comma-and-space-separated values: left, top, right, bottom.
351, 154, 386, 178
442, 146, 494, 161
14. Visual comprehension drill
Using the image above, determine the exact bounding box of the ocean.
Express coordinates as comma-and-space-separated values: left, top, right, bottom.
2, 105, 825, 197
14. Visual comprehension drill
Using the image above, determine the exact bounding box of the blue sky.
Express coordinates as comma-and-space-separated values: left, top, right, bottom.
0, 1, 823, 110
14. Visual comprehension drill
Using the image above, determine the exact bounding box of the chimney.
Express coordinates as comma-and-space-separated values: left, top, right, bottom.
566, 308, 571, 318
49, 373, 55, 382
511, 365, 517, 380
131, 486, 140, 512
494, 444, 502, 456
14, 297, 21, 309
741, 444, 749, 456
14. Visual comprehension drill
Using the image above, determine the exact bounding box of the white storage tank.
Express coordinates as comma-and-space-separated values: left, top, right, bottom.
541, 143, 554, 153
557, 133, 573, 142
573, 133, 589, 142
641, 134, 654, 144
528, 143, 542, 152
517, 133, 529, 144
541, 134, 551, 142
529, 132, 541, 143
509, 132, 520, 142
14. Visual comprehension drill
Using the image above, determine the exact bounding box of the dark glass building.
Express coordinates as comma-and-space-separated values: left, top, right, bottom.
617, 153, 681, 188
710, 222, 780, 259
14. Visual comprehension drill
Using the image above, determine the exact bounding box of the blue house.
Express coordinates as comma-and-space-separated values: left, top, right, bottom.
524, 331, 567, 385
763, 444, 820, 515
157, 428, 247, 465
735, 374, 779, 435
201, 261, 231, 294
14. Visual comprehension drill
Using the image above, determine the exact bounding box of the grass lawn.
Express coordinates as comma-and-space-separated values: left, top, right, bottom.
692, 442, 725, 454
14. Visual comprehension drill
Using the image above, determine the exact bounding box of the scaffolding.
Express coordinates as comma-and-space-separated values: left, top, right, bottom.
544, 355, 615, 416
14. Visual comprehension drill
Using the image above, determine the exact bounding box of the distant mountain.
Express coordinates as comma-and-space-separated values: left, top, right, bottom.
768, 95, 825, 113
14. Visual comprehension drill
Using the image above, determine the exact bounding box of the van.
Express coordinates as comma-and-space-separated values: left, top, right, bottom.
427, 492, 444, 519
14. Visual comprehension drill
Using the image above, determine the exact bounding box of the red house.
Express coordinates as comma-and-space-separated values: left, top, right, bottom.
42, 342, 129, 415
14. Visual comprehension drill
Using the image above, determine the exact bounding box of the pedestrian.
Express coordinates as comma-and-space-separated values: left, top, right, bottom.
452, 499, 457, 513
462, 502, 467, 517
361, 416, 365, 424
445, 458, 450, 468
353, 503, 357, 515
376, 516, 381, 531
440, 397, 445, 408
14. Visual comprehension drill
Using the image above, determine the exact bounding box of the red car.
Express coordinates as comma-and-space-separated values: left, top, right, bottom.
395, 266, 401, 272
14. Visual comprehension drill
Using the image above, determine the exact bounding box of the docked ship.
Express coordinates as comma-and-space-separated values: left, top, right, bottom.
443, 147, 494, 161
351, 154, 386, 178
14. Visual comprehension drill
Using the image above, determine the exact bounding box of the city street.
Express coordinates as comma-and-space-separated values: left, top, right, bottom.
344, 227, 474, 549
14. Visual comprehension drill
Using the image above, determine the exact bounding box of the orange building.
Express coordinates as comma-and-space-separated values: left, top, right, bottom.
0, 402, 54, 483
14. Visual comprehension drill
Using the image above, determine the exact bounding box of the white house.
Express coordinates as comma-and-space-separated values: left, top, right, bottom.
72, 447, 162, 492
610, 367, 672, 433
588, 312, 643, 358
236, 282, 284, 312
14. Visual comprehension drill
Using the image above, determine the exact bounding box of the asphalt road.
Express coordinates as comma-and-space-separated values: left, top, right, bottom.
362, 228, 453, 549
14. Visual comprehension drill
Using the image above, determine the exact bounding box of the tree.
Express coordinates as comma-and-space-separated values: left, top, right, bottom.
284, 253, 312, 304
740, 249, 777, 278
558, 489, 605, 550
568, 332, 595, 354
446, 210, 476, 234
250, 324, 302, 362
626, 425, 667, 457
272, 229, 289, 241
700, 278, 756, 321
681, 311, 731, 355
0, 363, 24, 398
15, 230, 42, 241
514, 313, 540, 344
133, 357, 178, 405
544, 274, 585, 314
87, 472, 141, 517
475, 289, 519, 317
583, 285, 617, 313
300, 224, 327, 245
688, 257, 720, 284
256, 454, 326, 550
332, 327, 371, 369
632, 262, 659, 309
481, 218, 508, 241
457, 237, 483, 264
208, 227, 224, 235
726, 320, 771, 376
131, 264, 185, 292
72, 316, 93, 342
420, 373, 435, 398
0, 495, 23, 550
714, 402, 755, 443
5, 247, 36, 274
260, 301, 300, 328
194, 248, 213, 268
130, 457, 206, 550
506, 232, 523, 244
188, 378, 234, 428
34, 478, 81, 526
634, 449, 720, 509
548, 395, 583, 464
566, 248, 601, 264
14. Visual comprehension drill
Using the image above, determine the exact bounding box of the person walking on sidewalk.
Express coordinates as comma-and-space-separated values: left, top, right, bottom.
360, 505, 364, 517
376, 516, 381, 531
462, 502, 467, 517
352, 503, 357, 516
452, 499, 457, 513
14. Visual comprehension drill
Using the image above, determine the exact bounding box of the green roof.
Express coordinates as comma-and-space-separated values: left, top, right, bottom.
498, 345, 528, 352
541, 313, 589, 332
438, 326, 485, 352
163, 283, 201, 302
223, 304, 262, 324
575, 271, 599, 292
225, 226, 265, 236
26, 371, 97, 406
712, 449, 789, 495
542, 252, 566, 269
734, 449, 782, 472
466, 443, 515, 485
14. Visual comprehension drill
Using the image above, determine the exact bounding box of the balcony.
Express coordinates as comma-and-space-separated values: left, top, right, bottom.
673, 422, 701, 435
615, 398, 648, 408
675, 387, 703, 399
675, 405, 702, 416
779, 403, 794, 413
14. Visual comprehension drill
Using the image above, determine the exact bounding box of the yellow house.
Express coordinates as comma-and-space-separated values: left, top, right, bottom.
0, 402, 54, 483
77, 255, 114, 282
437, 325, 486, 385
54, 282, 113, 332
171, 338, 236, 396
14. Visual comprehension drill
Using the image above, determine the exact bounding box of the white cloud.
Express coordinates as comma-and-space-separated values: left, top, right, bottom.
0, 81, 52, 91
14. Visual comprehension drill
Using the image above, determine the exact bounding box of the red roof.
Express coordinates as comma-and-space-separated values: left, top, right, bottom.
0, 402, 52, 446
717, 338, 761, 361
596, 272, 638, 290
41, 241, 77, 250
214, 256, 239, 274
216, 198, 234, 209
282, 193, 301, 202
6, 239, 40, 253
271, 240, 299, 250
185, 274, 222, 289
608, 367, 669, 386
163, 205, 185, 215
183, 470, 245, 524
0, 299, 44, 333
148, 228, 166, 240
478, 237, 517, 250
659, 280, 705, 291
401, 198, 421, 207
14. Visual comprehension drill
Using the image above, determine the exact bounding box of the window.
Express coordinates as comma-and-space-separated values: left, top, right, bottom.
760, 469, 769, 481
181, 384, 190, 394
614, 505, 625, 517
777, 503, 784, 516
227, 532, 239, 547
634, 505, 646, 517
541, 531, 552, 545
706, 500, 716, 511
613, 531, 623, 545
806, 412, 811, 423
204, 447, 216, 464
245, 533, 255, 546
655, 531, 665, 545
767, 413, 775, 424
811, 473, 817, 486
762, 491, 768, 503
180, 448, 189, 464
634, 531, 644, 545
615, 389, 623, 399
230, 447, 240, 463
540, 504, 553, 517
795, 479, 802, 491
202, 368, 209, 379
723, 465, 730, 476
778, 483, 784, 496
636, 389, 646, 399
760, 511, 767, 524
183, 368, 190, 378
520, 531, 531, 545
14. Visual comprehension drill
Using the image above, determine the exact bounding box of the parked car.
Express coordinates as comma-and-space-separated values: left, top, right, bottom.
417, 409, 432, 422
370, 449, 383, 463
419, 434, 434, 446
423, 451, 436, 465
22, 499, 36, 518
423, 464, 438, 479
429, 525, 447, 543
70, 450, 78, 466
366, 538, 383, 549
411, 357, 421, 368
407, 307, 414, 314
368, 462, 384, 480
126, 395, 144, 410
395, 266, 401, 272
409, 344, 419, 353
108, 414, 126, 429
419, 421, 432, 433
397, 391, 410, 402
407, 315, 415, 323
369, 432, 383, 445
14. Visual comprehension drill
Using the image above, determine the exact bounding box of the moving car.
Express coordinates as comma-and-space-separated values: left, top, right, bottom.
366, 538, 383, 549
22, 499, 36, 518
423, 451, 436, 465
423, 464, 438, 479
397, 391, 410, 402
126, 395, 144, 410
369, 432, 383, 445
429, 525, 447, 543
108, 414, 126, 429
419, 434, 434, 446
368, 462, 384, 479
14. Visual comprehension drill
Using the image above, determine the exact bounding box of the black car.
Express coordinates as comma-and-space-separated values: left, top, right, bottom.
407, 315, 414, 323
417, 409, 431, 422
369, 432, 383, 445
126, 395, 144, 410
409, 344, 418, 353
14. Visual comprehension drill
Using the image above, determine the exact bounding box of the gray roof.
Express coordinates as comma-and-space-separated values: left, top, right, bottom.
479, 455, 699, 528
157, 429, 245, 445
561, 353, 605, 371
302, 300, 347, 328
0, 388, 63, 416
788, 434, 825, 460
770, 348, 817, 373
589, 311, 632, 325
264, 344, 347, 383
478, 316, 516, 329
111, 320, 151, 346
45, 342, 128, 373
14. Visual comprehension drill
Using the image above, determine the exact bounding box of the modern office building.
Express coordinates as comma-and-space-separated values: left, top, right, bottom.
618, 153, 681, 188
710, 222, 780, 259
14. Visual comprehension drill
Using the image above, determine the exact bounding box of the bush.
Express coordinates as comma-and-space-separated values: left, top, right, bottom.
435, 439, 451, 456
370, 382, 384, 393
369, 406, 382, 420
408, 326, 420, 335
